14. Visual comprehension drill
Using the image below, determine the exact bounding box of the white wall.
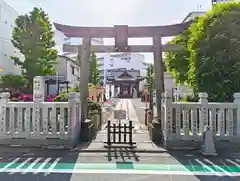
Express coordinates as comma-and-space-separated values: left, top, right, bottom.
0, 0, 22, 75
55, 56, 80, 87
53, 30, 65, 55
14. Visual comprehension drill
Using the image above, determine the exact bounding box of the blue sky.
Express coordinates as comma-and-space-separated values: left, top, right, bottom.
5, 0, 212, 62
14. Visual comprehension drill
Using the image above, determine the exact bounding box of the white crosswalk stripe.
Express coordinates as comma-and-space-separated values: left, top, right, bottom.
0, 158, 21, 172
204, 159, 232, 176
9, 157, 33, 175
33, 158, 52, 175
22, 157, 42, 174
44, 157, 61, 175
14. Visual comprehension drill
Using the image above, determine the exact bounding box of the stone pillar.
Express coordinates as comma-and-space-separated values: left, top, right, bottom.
234, 93, 240, 136
0, 92, 10, 135
68, 92, 78, 142
33, 76, 45, 102
163, 91, 173, 148
199, 92, 208, 134
153, 36, 165, 127
79, 36, 91, 121
33, 76, 45, 136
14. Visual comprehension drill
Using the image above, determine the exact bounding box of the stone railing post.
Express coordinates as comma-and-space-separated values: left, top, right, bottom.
199, 92, 208, 134
68, 92, 77, 135
0, 92, 10, 135
33, 76, 45, 136
233, 93, 240, 136
163, 91, 173, 146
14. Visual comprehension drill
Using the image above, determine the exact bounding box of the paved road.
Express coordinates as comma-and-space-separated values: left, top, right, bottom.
0, 148, 239, 180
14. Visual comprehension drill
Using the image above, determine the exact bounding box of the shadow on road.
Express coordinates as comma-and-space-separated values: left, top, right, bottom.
105, 147, 140, 162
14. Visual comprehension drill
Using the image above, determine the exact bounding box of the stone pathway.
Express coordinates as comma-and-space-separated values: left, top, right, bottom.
80, 99, 165, 151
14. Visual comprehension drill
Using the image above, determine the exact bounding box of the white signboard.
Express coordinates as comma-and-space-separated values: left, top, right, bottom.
114, 110, 126, 120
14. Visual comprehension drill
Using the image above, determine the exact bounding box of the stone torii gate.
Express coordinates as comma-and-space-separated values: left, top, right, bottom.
54, 22, 191, 126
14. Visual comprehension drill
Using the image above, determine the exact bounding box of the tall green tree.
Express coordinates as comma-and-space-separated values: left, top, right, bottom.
11, 7, 58, 90
89, 53, 100, 85
188, 2, 240, 101
165, 29, 190, 85
165, 17, 199, 85
165, 2, 240, 102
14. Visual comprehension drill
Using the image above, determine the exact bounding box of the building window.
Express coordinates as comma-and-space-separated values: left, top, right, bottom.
71, 66, 75, 75
64, 37, 71, 41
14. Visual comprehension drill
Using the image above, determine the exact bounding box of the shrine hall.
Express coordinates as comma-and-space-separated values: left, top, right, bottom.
106, 68, 144, 98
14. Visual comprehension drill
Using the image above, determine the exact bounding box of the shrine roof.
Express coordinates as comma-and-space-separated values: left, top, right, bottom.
53, 21, 192, 38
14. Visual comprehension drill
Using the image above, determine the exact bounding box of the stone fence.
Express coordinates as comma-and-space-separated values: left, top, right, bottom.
162, 91, 240, 149
0, 92, 81, 148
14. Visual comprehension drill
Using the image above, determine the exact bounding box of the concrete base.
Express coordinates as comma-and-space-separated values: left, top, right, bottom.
164, 140, 240, 151
0, 138, 76, 149
149, 121, 163, 145
80, 119, 95, 142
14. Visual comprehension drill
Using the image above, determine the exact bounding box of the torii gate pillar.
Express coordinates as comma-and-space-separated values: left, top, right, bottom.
79, 37, 91, 121
153, 36, 165, 128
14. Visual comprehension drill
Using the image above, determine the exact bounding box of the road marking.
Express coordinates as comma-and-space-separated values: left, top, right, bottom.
33, 158, 52, 175
195, 159, 219, 176
22, 157, 42, 174
0, 158, 20, 172
204, 159, 232, 176
44, 157, 61, 175
9, 157, 33, 175
0, 168, 240, 176
0, 158, 239, 176
226, 159, 240, 167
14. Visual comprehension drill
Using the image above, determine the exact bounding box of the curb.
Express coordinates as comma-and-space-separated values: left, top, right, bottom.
71, 148, 168, 153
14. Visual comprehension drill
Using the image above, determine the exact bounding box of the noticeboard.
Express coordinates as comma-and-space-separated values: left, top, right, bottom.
114, 110, 126, 120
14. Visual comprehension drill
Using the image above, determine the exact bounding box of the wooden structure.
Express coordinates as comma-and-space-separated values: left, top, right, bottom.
88, 85, 104, 101
54, 22, 191, 123
104, 120, 136, 148
107, 68, 144, 98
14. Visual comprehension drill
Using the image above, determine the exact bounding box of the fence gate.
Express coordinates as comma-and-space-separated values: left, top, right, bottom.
104, 110, 136, 148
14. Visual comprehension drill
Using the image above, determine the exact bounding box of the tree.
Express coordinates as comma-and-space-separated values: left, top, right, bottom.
165, 17, 200, 85
166, 2, 240, 102
89, 53, 100, 85
188, 2, 240, 101
0, 74, 27, 90
165, 29, 190, 84
11, 7, 58, 90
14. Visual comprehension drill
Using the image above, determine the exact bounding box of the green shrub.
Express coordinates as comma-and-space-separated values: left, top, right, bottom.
53, 92, 68, 102
53, 91, 102, 117
180, 95, 198, 102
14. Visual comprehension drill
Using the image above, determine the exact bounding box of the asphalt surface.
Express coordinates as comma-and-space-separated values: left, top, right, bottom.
0, 98, 239, 180
0, 149, 239, 180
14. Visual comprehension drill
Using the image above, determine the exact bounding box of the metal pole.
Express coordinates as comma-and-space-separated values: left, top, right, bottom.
56, 64, 59, 95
